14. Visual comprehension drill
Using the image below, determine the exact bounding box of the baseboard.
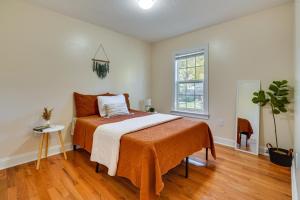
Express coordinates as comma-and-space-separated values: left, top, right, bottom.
0, 143, 73, 170
214, 136, 268, 156
292, 159, 299, 200
0, 136, 268, 170
214, 136, 235, 147
259, 146, 269, 156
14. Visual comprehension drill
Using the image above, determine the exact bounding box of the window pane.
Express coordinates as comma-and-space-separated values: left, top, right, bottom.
178, 68, 186, 81
178, 83, 186, 95
195, 66, 204, 80
196, 55, 204, 67
177, 59, 186, 68
187, 57, 195, 68
195, 83, 203, 95
186, 83, 194, 95
195, 95, 204, 110
175, 49, 208, 114
177, 95, 186, 109
187, 67, 195, 80
186, 95, 195, 109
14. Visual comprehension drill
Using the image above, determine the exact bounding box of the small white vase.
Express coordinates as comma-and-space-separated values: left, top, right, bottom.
45, 120, 50, 127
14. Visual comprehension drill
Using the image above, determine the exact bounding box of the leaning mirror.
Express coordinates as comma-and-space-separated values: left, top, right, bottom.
235, 80, 260, 155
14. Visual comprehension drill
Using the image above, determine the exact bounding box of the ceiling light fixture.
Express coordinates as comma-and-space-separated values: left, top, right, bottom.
138, 0, 155, 10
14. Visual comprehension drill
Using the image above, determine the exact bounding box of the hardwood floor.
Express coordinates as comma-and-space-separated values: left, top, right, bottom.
0, 145, 291, 200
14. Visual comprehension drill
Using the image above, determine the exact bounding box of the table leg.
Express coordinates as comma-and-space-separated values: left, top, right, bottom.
96, 163, 100, 173
45, 133, 49, 158
58, 131, 67, 160
185, 157, 189, 178
36, 134, 45, 170
240, 133, 242, 147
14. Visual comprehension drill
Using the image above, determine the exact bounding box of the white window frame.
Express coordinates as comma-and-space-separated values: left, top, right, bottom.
171, 45, 209, 119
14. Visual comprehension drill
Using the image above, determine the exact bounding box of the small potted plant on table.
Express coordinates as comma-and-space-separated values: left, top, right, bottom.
42, 107, 53, 127
252, 80, 293, 167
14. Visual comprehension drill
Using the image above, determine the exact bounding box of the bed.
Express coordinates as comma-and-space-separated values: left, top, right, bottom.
72, 92, 216, 200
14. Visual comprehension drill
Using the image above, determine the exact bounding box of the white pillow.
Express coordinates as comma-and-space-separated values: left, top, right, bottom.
105, 103, 129, 117
97, 95, 128, 117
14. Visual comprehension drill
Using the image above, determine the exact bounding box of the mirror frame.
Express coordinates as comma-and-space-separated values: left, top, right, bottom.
235, 80, 260, 155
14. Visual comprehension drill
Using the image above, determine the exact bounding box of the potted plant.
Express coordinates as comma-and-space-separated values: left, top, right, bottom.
252, 80, 293, 167
42, 107, 53, 127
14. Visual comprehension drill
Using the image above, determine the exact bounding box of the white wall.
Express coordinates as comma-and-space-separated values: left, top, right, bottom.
151, 3, 294, 150
0, 0, 151, 162
294, 0, 300, 198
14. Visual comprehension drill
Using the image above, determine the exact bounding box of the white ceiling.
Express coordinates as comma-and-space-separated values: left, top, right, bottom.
26, 0, 291, 42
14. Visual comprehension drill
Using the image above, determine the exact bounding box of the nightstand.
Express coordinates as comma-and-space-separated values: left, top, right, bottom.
34, 125, 67, 170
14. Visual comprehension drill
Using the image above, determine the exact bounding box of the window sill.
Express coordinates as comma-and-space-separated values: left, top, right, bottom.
170, 110, 209, 120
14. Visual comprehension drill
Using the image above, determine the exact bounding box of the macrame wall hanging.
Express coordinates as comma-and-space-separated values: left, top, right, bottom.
92, 43, 110, 79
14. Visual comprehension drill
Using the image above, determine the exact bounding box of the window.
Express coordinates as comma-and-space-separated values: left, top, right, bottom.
172, 46, 209, 118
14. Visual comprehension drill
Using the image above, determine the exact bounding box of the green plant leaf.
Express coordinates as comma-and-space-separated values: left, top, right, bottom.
278, 90, 289, 96
252, 90, 272, 107
281, 80, 288, 85
279, 89, 288, 92
273, 81, 281, 87
278, 107, 287, 112
261, 100, 269, 106
258, 91, 263, 97
266, 92, 275, 99
269, 84, 279, 93
252, 97, 259, 104
273, 109, 280, 114
280, 97, 290, 104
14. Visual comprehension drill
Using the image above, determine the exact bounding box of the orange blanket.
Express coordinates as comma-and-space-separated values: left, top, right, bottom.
237, 118, 253, 144
73, 111, 216, 200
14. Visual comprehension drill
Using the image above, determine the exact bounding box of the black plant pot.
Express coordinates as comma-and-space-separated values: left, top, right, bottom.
267, 143, 293, 167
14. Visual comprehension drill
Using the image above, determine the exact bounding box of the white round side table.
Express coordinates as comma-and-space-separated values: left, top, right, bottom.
34, 125, 67, 170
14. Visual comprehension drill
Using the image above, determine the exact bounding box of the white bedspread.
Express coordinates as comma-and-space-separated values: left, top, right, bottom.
90, 113, 181, 176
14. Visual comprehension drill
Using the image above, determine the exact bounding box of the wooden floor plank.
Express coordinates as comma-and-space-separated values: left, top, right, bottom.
0, 145, 291, 200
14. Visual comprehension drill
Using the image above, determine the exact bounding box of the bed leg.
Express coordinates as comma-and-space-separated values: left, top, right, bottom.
206, 148, 208, 166
96, 163, 100, 173
73, 145, 77, 151
185, 157, 189, 178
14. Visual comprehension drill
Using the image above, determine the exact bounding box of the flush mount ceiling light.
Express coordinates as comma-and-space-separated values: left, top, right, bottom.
138, 0, 155, 10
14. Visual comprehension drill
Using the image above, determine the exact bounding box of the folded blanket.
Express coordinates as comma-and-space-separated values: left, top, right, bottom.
90, 113, 181, 176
